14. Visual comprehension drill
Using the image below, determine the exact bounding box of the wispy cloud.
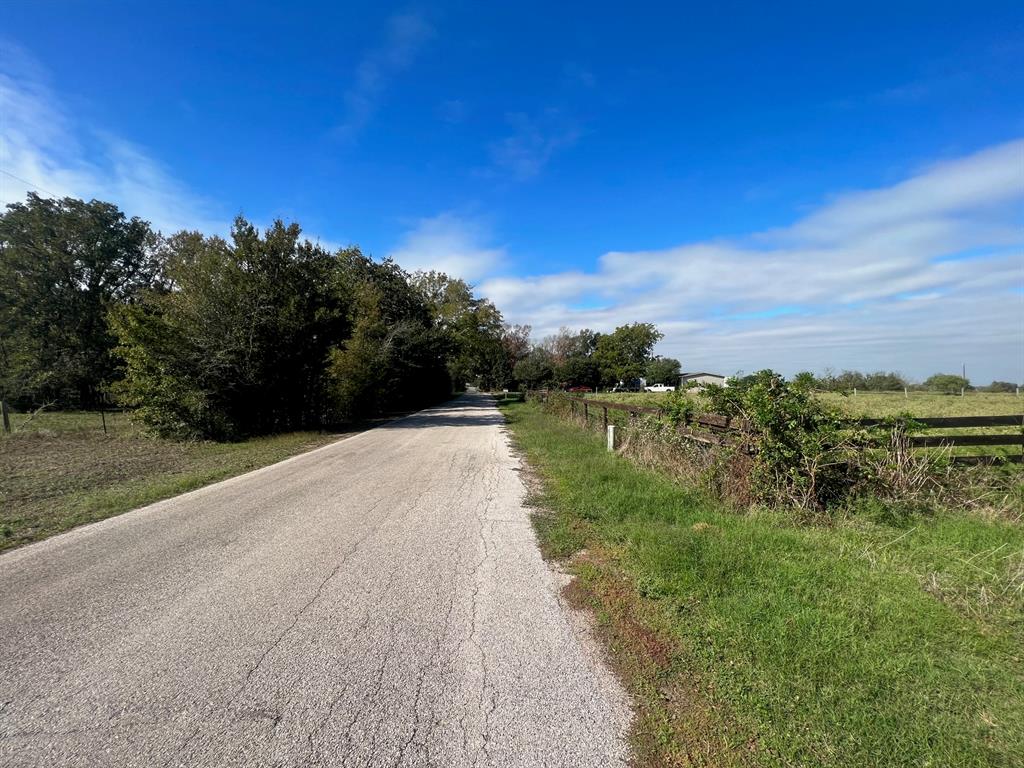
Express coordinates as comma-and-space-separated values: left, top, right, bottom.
0, 40, 224, 234
437, 98, 468, 124
561, 62, 596, 89
486, 109, 581, 181
389, 212, 504, 282
336, 11, 434, 140
479, 139, 1024, 381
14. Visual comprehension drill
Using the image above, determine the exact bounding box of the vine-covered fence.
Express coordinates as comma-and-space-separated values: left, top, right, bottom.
529, 392, 1024, 465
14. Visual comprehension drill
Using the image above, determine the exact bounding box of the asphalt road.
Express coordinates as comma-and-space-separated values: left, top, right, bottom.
0, 394, 631, 767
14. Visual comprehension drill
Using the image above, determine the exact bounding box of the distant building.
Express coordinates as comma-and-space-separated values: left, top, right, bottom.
680, 372, 727, 387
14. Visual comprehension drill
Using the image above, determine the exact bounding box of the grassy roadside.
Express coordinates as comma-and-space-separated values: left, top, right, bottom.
1, 412, 348, 552
499, 399, 1024, 767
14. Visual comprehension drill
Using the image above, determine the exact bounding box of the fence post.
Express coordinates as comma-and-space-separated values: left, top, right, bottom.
1, 400, 9, 434
606, 424, 616, 452
583, 402, 588, 423
100, 409, 107, 435
602, 406, 608, 431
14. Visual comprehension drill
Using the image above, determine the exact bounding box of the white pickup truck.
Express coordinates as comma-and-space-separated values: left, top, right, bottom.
643, 383, 675, 393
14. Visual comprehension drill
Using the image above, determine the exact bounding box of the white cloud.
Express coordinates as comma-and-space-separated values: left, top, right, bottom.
336, 11, 434, 140
0, 42, 224, 234
479, 139, 1024, 382
389, 212, 505, 282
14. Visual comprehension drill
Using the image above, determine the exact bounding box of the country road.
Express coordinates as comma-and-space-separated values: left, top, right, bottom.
0, 395, 631, 767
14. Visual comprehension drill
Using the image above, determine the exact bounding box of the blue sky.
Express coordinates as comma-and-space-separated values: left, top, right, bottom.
2, 1, 1022, 381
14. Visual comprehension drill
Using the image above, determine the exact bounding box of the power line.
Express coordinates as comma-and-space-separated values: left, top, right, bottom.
0, 168, 63, 199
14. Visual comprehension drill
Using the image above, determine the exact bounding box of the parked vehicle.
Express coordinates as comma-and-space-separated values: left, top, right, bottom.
644, 383, 675, 393
567, 386, 593, 393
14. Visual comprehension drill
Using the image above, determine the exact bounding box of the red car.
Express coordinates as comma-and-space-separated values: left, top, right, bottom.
567, 386, 593, 393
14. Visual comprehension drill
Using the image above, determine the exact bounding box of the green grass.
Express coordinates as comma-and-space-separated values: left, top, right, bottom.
1, 411, 346, 552
583, 391, 674, 407
500, 400, 1024, 767
817, 391, 1024, 418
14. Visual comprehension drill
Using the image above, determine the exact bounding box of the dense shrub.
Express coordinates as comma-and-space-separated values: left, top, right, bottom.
923, 373, 972, 394
701, 371, 866, 509
545, 375, 865, 511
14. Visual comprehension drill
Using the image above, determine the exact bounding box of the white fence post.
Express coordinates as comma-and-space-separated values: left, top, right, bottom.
606, 424, 616, 452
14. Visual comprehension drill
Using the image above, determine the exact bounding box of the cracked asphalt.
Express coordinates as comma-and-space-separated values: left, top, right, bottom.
0, 394, 631, 767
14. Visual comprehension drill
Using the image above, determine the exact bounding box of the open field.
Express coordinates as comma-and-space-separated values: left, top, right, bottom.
818, 391, 1024, 417
582, 391, 672, 408
0, 411, 346, 552
584, 390, 1024, 417
499, 399, 1024, 767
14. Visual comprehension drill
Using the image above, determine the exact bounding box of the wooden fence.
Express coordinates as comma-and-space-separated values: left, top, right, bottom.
855, 415, 1024, 464
546, 394, 1024, 465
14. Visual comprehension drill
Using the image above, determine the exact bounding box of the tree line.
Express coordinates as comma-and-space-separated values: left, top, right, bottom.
512, 324, 681, 390
0, 194, 526, 439
791, 369, 1020, 394
0, 195, 686, 439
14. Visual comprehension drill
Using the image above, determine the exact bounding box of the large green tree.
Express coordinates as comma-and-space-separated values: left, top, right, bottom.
513, 347, 554, 389
594, 322, 664, 386
645, 356, 681, 385
411, 271, 516, 390
330, 258, 450, 420
0, 193, 161, 407
543, 327, 601, 388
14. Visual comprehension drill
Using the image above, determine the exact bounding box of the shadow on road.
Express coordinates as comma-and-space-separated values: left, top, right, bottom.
376, 395, 507, 430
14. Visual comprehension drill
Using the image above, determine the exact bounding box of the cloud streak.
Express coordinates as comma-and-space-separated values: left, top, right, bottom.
336, 12, 434, 140
0, 41, 224, 234
479, 139, 1024, 381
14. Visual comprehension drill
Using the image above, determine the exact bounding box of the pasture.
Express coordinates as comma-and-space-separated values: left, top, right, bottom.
580, 390, 1024, 467
585, 389, 1024, 418
0, 410, 345, 552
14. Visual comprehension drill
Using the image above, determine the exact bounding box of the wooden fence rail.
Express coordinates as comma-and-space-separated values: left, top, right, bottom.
856, 415, 1024, 428
533, 392, 1024, 465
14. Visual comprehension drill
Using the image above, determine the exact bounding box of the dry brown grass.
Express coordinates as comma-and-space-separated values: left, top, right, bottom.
0, 423, 343, 552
